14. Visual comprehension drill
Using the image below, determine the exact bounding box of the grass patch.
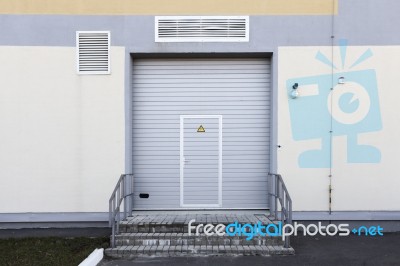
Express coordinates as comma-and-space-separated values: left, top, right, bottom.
0, 237, 109, 266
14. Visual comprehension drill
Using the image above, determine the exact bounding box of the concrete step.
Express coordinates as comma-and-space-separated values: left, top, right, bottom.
105, 244, 295, 258
115, 233, 283, 246
107, 212, 294, 258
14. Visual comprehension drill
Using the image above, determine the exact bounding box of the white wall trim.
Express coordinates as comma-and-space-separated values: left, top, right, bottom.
293, 211, 400, 221
0, 212, 109, 223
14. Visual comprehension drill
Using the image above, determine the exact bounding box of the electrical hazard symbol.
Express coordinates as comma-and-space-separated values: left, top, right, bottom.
197, 125, 205, 133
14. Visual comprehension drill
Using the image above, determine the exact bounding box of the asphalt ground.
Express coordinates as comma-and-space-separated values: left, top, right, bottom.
99, 233, 400, 266
1, 228, 399, 266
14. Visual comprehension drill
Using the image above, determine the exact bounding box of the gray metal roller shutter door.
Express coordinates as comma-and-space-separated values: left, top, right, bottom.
132, 58, 271, 209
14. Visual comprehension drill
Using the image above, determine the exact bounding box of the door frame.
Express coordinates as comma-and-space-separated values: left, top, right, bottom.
180, 115, 223, 208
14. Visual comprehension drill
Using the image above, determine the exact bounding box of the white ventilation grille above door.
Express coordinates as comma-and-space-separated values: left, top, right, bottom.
155, 16, 249, 42
76, 31, 110, 74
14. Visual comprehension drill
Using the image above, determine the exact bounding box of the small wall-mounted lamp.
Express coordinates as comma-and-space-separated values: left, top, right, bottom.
290, 83, 299, 99
338, 76, 345, 84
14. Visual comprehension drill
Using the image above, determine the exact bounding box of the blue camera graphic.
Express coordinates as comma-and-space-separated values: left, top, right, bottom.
286, 69, 382, 168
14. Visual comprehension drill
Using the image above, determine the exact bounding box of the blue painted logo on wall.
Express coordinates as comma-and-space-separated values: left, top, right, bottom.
286, 40, 382, 168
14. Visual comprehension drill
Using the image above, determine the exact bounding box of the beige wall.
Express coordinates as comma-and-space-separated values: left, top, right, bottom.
2, 44, 399, 214
278, 46, 400, 211
0, 46, 125, 212
0, 0, 337, 15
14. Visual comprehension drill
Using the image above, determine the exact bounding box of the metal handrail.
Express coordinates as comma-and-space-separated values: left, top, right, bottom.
109, 174, 134, 248
269, 173, 293, 248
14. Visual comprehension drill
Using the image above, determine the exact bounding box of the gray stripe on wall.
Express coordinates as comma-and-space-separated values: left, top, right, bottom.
293, 211, 400, 221
1, 0, 400, 48
0, 212, 108, 222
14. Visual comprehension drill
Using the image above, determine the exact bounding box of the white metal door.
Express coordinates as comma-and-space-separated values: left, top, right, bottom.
180, 115, 222, 207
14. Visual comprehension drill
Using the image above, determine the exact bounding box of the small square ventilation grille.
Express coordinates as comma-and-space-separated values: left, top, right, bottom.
155, 16, 249, 42
76, 31, 110, 74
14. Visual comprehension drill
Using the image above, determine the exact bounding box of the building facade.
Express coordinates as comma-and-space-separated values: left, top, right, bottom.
1, 0, 399, 227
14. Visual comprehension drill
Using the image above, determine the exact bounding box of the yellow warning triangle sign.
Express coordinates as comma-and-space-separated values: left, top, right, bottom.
197, 125, 205, 132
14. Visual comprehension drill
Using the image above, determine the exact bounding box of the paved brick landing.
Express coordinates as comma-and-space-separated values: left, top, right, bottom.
105, 211, 295, 258
119, 211, 275, 233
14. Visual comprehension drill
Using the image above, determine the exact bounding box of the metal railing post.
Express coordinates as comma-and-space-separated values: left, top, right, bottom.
269, 173, 292, 249
108, 174, 135, 248
129, 174, 134, 217
123, 176, 127, 220
125, 174, 133, 218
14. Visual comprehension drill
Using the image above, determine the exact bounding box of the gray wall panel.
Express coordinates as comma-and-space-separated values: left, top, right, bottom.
1, 1, 400, 48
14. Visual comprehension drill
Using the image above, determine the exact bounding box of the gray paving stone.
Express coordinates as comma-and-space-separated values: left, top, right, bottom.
174, 245, 182, 255
143, 246, 151, 255
181, 245, 188, 254
230, 245, 238, 254
186, 237, 195, 245
212, 245, 218, 254
146, 245, 154, 255
122, 246, 133, 254
200, 245, 207, 254
231, 238, 240, 245
130, 246, 139, 254
254, 245, 263, 255
243, 245, 251, 255
219, 245, 226, 254
104, 248, 117, 256
117, 246, 126, 254
187, 245, 196, 254
274, 245, 283, 255
206, 245, 213, 253
248, 245, 259, 255
260, 245, 270, 255
288, 247, 295, 254
137, 246, 145, 254
194, 236, 202, 246
267, 245, 276, 254
225, 245, 232, 254
237, 245, 244, 254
